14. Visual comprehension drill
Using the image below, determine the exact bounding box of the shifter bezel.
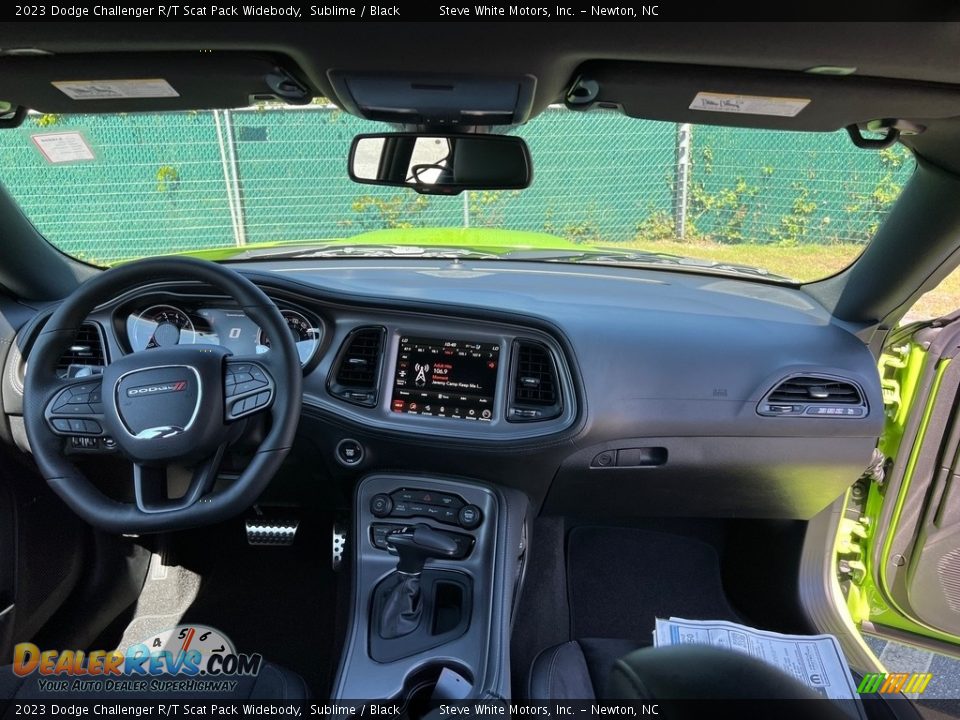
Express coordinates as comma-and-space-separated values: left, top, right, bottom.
333, 473, 529, 701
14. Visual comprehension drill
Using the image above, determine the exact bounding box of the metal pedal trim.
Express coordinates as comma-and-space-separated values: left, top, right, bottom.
246, 518, 299, 546
332, 521, 347, 571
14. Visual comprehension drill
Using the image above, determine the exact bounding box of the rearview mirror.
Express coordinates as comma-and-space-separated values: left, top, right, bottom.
349, 133, 532, 195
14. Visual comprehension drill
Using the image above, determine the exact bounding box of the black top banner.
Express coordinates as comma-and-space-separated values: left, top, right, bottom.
6, 0, 960, 21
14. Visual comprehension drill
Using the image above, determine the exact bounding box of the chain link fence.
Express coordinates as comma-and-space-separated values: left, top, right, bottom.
0, 106, 916, 265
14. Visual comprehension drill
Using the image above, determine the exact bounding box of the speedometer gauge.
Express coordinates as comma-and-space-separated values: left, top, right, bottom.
257, 309, 321, 365
127, 304, 196, 352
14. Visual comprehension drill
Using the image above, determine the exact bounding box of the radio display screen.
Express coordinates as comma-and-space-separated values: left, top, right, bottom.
391, 336, 501, 422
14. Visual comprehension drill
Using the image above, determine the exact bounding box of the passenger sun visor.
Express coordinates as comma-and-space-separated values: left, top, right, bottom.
571, 61, 960, 132
0, 52, 316, 114
328, 72, 536, 126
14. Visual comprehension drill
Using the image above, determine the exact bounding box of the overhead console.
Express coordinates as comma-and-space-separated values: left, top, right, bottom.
327, 72, 537, 126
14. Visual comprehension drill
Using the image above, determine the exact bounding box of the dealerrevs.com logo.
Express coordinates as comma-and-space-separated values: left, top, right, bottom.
127, 380, 188, 397
11, 625, 262, 694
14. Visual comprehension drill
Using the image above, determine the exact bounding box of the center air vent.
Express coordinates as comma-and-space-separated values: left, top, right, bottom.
327, 326, 385, 408
759, 374, 866, 418
507, 340, 562, 422
57, 323, 106, 376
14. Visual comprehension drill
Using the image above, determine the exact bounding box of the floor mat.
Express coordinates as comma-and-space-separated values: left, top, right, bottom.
567, 526, 738, 643
112, 518, 338, 696
115, 554, 201, 650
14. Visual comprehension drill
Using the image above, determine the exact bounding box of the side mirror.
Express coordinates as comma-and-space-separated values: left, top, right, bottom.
349, 132, 532, 195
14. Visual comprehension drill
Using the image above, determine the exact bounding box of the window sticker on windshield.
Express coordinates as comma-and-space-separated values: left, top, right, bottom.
31, 132, 95, 164
689, 92, 809, 117
52, 78, 179, 100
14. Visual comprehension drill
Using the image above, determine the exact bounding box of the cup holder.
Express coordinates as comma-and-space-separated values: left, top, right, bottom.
398, 663, 474, 719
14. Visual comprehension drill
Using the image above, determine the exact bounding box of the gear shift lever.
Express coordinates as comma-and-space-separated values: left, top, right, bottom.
379, 524, 459, 639
387, 524, 460, 573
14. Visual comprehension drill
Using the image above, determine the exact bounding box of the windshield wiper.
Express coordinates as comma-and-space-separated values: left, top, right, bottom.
226, 244, 503, 261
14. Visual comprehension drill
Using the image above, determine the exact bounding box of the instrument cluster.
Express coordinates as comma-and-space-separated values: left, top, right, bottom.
124, 302, 323, 366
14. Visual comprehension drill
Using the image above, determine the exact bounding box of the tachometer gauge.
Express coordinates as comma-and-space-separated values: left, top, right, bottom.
257, 309, 321, 365
128, 304, 196, 352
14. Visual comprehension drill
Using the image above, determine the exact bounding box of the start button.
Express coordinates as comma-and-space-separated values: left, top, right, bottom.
335, 438, 364, 467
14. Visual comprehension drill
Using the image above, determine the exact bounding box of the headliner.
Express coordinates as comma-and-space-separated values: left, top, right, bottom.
2, 22, 960, 171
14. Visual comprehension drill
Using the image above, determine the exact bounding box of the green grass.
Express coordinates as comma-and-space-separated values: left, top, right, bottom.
633, 240, 960, 323
634, 240, 863, 282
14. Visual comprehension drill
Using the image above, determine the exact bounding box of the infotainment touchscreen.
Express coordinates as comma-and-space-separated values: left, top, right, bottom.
391, 336, 500, 421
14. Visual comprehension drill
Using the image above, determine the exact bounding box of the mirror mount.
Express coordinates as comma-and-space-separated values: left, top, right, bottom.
348, 132, 532, 195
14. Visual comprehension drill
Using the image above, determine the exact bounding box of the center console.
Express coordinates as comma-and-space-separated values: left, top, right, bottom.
333, 474, 529, 702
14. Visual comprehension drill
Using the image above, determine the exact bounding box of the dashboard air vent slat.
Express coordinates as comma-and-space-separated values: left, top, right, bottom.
515, 343, 557, 405
759, 374, 867, 418
57, 323, 106, 374
768, 376, 862, 405
327, 326, 385, 408
508, 340, 562, 422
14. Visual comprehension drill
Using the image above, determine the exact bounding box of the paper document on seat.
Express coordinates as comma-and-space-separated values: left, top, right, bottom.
654, 617, 866, 716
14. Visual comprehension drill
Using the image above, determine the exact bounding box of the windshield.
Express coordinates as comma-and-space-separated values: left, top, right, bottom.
0, 105, 915, 282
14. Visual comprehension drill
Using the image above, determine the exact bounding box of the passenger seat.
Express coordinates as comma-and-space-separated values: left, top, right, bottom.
529, 640, 923, 719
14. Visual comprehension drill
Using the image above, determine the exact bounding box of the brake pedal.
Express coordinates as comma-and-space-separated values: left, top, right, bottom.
245, 517, 299, 546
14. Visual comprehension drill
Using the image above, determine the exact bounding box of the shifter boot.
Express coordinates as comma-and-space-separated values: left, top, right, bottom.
380, 573, 423, 638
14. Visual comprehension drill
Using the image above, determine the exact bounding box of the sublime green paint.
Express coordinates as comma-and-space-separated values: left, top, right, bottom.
118, 228, 588, 265
848, 343, 960, 644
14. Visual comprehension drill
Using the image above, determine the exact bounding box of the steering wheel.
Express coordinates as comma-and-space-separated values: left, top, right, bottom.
23, 257, 302, 534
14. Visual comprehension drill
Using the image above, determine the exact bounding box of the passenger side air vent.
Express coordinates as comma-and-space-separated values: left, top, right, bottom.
57, 323, 106, 376
759, 374, 866, 418
507, 340, 562, 422
327, 326, 385, 408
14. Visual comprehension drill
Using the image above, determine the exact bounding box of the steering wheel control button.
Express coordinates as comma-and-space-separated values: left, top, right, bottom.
370, 493, 393, 518
224, 361, 275, 420
52, 418, 71, 432
458, 505, 482, 529
336, 438, 365, 467
83, 420, 103, 434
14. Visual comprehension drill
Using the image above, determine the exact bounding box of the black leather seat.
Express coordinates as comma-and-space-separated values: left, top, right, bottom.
529, 640, 923, 720
0, 660, 309, 700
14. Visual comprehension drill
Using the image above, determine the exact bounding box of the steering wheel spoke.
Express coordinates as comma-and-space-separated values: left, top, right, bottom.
224, 356, 276, 421
44, 376, 107, 438
133, 442, 227, 514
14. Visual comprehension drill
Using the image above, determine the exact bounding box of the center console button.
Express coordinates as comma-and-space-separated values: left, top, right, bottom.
436, 493, 464, 509
370, 493, 393, 518
440, 507, 459, 523
458, 505, 482, 529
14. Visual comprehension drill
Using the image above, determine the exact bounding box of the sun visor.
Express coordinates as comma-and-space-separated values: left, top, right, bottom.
571, 61, 960, 132
0, 52, 316, 114
328, 72, 536, 126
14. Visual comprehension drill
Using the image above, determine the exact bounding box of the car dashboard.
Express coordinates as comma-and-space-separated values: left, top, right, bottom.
4, 257, 885, 520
